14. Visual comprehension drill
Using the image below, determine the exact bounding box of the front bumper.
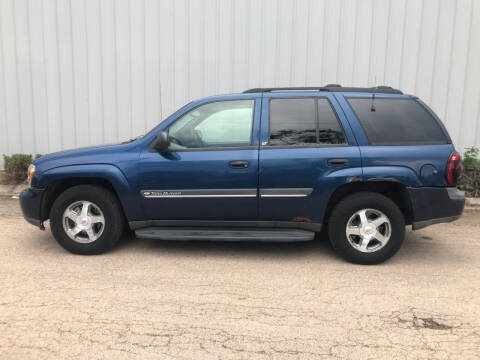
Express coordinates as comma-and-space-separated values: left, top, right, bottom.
409, 187, 465, 230
20, 187, 46, 229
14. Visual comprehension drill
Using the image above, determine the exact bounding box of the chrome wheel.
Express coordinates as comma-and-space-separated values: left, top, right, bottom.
62, 201, 105, 244
346, 208, 391, 253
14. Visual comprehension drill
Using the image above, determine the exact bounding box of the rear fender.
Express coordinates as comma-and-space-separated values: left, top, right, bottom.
311, 166, 364, 221
362, 166, 422, 187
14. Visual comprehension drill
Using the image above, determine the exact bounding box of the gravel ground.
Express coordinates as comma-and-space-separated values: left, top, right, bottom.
0, 197, 479, 359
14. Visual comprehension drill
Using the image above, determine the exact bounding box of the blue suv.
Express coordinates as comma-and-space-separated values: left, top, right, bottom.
20, 85, 465, 264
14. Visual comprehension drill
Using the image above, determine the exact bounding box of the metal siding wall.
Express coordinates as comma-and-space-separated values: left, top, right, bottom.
0, 0, 479, 168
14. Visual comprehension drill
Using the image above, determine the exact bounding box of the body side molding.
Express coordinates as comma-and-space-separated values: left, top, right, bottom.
141, 189, 257, 198
141, 188, 314, 198
259, 188, 313, 198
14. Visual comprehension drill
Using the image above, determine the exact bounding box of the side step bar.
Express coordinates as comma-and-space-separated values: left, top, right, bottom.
135, 227, 315, 242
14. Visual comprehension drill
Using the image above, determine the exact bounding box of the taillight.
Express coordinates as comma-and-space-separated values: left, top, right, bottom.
446, 151, 462, 186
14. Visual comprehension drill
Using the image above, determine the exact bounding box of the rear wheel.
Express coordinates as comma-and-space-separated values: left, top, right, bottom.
327, 192, 405, 264
50, 185, 124, 254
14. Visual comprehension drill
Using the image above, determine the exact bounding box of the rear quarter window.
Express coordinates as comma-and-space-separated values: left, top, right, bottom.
347, 98, 448, 146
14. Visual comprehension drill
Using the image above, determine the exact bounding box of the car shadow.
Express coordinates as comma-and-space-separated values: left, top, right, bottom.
114, 230, 340, 261
34, 222, 469, 265
112, 227, 470, 265
384, 228, 470, 265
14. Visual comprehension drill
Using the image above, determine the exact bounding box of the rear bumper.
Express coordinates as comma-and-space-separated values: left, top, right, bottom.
19, 187, 45, 229
409, 187, 465, 230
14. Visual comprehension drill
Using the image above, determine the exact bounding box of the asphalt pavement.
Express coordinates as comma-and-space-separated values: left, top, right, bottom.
0, 197, 479, 359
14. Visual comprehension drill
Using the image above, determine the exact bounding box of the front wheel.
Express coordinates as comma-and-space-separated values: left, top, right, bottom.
50, 185, 125, 254
327, 192, 405, 264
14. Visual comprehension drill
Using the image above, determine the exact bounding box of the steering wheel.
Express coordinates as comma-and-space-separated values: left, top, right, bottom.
169, 135, 184, 146
191, 129, 204, 147
169, 128, 204, 148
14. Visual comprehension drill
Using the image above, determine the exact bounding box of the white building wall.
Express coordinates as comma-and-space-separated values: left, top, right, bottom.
1, 0, 480, 168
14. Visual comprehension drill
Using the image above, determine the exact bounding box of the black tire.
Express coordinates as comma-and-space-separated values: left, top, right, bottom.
50, 185, 124, 255
327, 192, 405, 265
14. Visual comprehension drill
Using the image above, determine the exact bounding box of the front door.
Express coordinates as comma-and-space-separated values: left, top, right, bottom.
138, 98, 260, 221
258, 93, 362, 224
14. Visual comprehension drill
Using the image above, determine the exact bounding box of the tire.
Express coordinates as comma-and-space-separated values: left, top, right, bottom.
50, 185, 124, 255
327, 192, 405, 265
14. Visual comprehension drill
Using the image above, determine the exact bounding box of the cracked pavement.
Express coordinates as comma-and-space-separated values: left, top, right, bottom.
0, 197, 479, 359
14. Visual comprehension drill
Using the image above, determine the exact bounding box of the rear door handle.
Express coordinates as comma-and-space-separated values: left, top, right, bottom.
327, 158, 349, 167
229, 160, 249, 169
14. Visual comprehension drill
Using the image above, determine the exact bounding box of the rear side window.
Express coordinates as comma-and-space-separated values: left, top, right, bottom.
347, 98, 448, 146
269, 98, 346, 146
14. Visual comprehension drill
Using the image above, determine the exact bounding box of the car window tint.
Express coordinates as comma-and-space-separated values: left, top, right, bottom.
347, 98, 448, 146
317, 99, 347, 144
269, 99, 316, 146
168, 100, 254, 149
269, 98, 346, 146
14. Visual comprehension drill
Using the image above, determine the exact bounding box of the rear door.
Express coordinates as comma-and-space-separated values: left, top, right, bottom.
258, 93, 362, 224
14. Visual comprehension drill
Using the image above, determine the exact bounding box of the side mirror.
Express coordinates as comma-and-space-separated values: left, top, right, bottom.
153, 131, 170, 152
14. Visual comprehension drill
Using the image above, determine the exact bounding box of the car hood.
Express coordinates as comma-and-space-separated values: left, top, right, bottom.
33, 142, 138, 174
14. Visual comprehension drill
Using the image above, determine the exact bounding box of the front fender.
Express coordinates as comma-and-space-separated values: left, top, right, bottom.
38, 164, 142, 221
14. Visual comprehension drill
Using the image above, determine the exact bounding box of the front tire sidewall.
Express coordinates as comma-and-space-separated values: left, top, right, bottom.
50, 185, 124, 255
328, 193, 405, 265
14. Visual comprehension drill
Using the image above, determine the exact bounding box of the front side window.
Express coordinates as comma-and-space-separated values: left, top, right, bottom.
269, 98, 346, 146
168, 100, 254, 149
347, 98, 448, 146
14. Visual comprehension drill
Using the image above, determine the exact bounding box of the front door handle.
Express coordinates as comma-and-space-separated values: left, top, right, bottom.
327, 158, 349, 167
229, 160, 249, 169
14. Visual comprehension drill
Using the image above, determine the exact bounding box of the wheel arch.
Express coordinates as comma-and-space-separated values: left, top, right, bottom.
38, 164, 139, 222
323, 180, 413, 226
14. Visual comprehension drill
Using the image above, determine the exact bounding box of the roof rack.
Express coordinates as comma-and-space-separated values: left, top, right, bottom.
243, 85, 403, 94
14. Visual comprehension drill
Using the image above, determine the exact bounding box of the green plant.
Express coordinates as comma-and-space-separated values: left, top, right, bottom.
462, 146, 480, 171
3, 154, 33, 183
458, 146, 480, 197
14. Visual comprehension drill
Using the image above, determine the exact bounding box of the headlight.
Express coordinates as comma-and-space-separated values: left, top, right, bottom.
27, 164, 36, 186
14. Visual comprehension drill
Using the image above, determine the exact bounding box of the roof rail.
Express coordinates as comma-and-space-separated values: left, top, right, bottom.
243, 85, 403, 94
